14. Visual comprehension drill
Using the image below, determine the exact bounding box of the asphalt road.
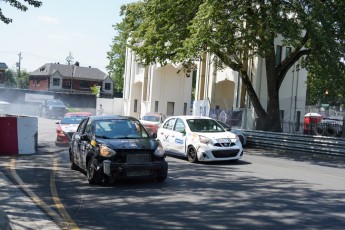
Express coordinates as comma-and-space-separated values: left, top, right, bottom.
7, 117, 345, 229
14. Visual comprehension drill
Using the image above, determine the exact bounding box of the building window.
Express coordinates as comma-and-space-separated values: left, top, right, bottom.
136, 63, 144, 74
154, 101, 159, 112
66, 80, 71, 86
105, 82, 111, 90
276, 45, 282, 66
36, 80, 40, 86
134, 99, 138, 112
183, 103, 187, 115
286, 47, 292, 58
167, 102, 174, 116
53, 78, 60, 86
80, 80, 89, 89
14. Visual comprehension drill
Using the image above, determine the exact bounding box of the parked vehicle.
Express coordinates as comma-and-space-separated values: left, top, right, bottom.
55, 112, 92, 146
139, 112, 167, 135
156, 116, 244, 163
69, 115, 168, 185
216, 120, 247, 146
39, 99, 68, 118
320, 116, 343, 137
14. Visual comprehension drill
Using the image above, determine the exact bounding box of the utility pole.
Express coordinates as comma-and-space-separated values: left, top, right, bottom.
17, 52, 22, 78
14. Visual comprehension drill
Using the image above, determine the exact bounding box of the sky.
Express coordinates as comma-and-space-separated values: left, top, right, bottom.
0, 0, 136, 73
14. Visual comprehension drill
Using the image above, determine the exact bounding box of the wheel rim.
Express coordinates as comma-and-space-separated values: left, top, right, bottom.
88, 161, 94, 179
188, 148, 197, 162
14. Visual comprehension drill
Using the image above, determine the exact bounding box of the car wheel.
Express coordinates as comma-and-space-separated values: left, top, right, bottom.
156, 174, 167, 182
187, 146, 199, 163
87, 157, 100, 185
69, 149, 78, 171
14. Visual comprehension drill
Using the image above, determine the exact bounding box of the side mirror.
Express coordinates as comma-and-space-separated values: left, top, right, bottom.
224, 127, 231, 131
180, 130, 186, 136
151, 133, 157, 138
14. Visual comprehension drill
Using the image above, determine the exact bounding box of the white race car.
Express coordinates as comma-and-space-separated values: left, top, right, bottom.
157, 116, 244, 163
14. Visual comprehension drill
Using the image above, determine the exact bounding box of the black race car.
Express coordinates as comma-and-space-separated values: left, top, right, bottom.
69, 115, 168, 185
38, 99, 68, 118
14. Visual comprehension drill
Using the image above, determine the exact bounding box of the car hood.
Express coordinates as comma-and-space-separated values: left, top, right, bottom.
96, 138, 157, 150
193, 131, 237, 139
60, 124, 79, 132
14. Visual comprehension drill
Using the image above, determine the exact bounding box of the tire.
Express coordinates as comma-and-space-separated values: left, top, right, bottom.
187, 146, 199, 163
156, 175, 167, 182
69, 149, 78, 171
325, 126, 337, 137
87, 157, 101, 185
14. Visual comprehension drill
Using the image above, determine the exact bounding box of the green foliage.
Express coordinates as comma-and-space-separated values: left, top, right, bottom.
90, 84, 101, 97
0, 0, 42, 24
107, 2, 145, 93
4, 69, 17, 87
307, 63, 345, 106
118, 0, 345, 131
16, 70, 29, 89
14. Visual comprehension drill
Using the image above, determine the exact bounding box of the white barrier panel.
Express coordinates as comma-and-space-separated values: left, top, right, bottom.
17, 116, 38, 154
0, 115, 38, 155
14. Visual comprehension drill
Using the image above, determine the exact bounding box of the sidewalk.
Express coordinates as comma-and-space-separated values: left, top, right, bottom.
0, 170, 61, 230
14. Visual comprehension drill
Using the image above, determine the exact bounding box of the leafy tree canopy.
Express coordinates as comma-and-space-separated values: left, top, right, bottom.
107, 2, 145, 93
0, 0, 42, 24
120, 0, 345, 131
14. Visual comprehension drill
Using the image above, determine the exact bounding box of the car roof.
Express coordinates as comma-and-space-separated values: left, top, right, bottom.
90, 115, 139, 121
166, 115, 213, 120
65, 112, 92, 116
143, 112, 165, 116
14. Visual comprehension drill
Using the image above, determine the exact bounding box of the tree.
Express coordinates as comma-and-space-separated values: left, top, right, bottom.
0, 0, 42, 24
107, 3, 143, 93
306, 62, 345, 107
16, 70, 29, 89
4, 69, 17, 87
120, 0, 345, 131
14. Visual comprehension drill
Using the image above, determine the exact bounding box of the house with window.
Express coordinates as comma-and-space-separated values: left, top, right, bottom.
0, 62, 8, 87
29, 63, 114, 97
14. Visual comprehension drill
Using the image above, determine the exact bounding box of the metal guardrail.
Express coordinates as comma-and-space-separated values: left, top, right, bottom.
244, 130, 345, 157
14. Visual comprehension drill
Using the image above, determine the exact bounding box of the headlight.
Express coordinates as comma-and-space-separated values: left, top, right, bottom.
99, 145, 116, 157
154, 144, 165, 157
199, 135, 213, 144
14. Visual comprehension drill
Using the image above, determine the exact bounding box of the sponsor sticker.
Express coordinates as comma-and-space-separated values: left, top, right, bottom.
175, 138, 184, 144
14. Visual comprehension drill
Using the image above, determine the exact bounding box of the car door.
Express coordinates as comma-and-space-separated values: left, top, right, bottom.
170, 118, 187, 156
72, 118, 88, 167
80, 118, 94, 169
158, 117, 176, 152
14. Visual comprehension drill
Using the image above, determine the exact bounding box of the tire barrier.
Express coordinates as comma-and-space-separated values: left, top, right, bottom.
0, 115, 38, 155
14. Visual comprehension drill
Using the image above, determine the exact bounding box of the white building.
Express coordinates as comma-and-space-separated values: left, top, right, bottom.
123, 48, 193, 119
123, 36, 308, 131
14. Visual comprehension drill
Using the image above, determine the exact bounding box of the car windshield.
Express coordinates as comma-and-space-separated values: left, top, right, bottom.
94, 119, 149, 139
61, 116, 88, 124
142, 115, 160, 122
47, 100, 65, 106
186, 119, 225, 133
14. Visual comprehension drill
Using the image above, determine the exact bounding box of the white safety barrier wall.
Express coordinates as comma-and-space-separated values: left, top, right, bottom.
0, 115, 38, 155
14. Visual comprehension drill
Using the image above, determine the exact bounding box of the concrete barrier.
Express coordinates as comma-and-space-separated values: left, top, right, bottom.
0, 115, 38, 155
